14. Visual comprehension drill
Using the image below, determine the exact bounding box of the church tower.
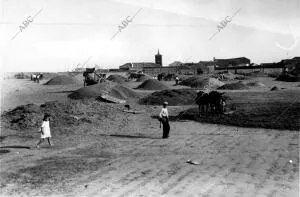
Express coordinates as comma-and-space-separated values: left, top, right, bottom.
155, 49, 162, 66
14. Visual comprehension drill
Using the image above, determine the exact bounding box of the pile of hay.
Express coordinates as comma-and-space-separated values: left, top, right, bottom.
270, 86, 279, 91
276, 74, 300, 82
1, 100, 123, 130
218, 81, 250, 90
139, 89, 197, 106
107, 74, 128, 83
109, 85, 140, 99
245, 81, 265, 87
44, 75, 80, 85
72, 73, 84, 81
213, 71, 237, 80
136, 74, 152, 82
69, 82, 139, 100
128, 73, 152, 82
179, 77, 224, 89
136, 79, 169, 90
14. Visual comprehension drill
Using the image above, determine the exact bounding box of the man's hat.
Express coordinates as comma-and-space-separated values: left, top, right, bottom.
163, 101, 168, 105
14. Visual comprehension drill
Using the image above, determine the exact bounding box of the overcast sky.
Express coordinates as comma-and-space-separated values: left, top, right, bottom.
0, 0, 300, 72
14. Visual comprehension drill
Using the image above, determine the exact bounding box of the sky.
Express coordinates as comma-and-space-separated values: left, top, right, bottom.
0, 0, 300, 72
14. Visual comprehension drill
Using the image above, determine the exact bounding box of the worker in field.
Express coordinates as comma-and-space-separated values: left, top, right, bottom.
175, 76, 179, 85
159, 101, 170, 139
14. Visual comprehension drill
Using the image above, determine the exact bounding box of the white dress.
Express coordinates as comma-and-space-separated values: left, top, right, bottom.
41, 121, 51, 138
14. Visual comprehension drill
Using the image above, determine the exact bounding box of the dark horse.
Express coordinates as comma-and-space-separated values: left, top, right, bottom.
208, 91, 225, 113
194, 91, 225, 116
194, 91, 210, 115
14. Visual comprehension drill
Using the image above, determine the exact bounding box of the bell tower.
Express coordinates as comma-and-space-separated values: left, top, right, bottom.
155, 49, 162, 66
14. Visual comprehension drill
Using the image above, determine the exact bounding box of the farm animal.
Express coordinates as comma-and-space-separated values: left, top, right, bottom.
208, 91, 225, 113
194, 91, 225, 116
31, 74, 43, 83
194, 91, 210, 115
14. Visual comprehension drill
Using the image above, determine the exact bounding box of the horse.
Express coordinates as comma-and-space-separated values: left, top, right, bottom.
194, 91, 210, 115
195, 91, 226, 116
208, 91, 225, 113
31, 74, 42, 83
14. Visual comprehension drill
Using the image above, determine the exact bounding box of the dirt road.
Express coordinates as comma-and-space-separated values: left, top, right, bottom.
64, 121, 299, 197
2, 119, 298, 197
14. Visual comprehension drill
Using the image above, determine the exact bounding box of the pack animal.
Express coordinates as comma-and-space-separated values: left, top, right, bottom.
31, 74, 43, 83
194, 91, 225, 116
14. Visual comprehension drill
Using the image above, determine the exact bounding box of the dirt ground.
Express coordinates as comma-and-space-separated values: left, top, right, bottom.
0, 76, 299, 197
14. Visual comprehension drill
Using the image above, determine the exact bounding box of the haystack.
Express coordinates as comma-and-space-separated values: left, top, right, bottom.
136, 74, 152, 82
245, 81, 265, 87
136, 79, 169, 90
276, 74, 300, 82
107, 74, 128, 83
44, 75, 80, 85
179, 77, 224, 89
68, 81, 139, 100
139, 89, 197, 106
270, 86, 279, 91
218, 81, 250, 90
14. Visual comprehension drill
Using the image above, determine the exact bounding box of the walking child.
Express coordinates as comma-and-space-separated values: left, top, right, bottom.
159, 101, 170, 139
36, 114, 52, 148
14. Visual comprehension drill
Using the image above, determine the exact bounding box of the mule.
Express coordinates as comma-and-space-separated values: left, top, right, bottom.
194, 91, 210, 116
195, 91, 226, 116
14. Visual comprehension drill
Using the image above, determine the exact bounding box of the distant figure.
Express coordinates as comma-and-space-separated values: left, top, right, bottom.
221, 99, 226, 113
31, 74, 41, 83
36, 74, 40, 83
159, 101, 170, 139
175, 76, 179, 85
125, 104, 131, 110
36, 114, 53, 148
31, 74, 36, 82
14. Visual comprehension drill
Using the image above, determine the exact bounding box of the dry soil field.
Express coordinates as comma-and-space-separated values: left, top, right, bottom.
0, 75, 299, 197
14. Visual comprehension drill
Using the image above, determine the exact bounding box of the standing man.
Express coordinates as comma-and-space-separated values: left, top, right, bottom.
175, 76, 179, 85
159, 101, 170, 139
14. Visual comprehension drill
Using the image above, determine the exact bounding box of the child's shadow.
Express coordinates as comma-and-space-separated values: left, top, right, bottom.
0, 146, 31, 149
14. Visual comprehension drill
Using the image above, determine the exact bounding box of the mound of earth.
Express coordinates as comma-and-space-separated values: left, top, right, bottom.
72, 73, 84, 81
179, 77, 224, 89
276, 74, 300, 82
270, 86, 279, 91
234, 75, 249, 80
214, 71, 236, 80
128, 73, 152, 82
109, 85, 140, 99
44, 75, 80, 85
139, 89, 197, 106
107, 74, 128, 83
218, 81, 250, 90
136, 79, 169, 90
1, 100, 124, 130
136, 74, 152, 82
245, 81, 265, 87
69, 82, 139, 100
177, 101, 300, 130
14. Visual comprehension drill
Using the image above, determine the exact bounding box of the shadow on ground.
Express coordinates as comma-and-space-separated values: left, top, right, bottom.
103, 134, 160, 139
0, 146, 31, 149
